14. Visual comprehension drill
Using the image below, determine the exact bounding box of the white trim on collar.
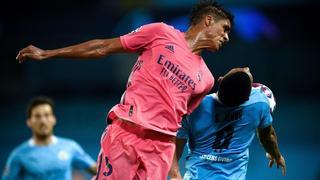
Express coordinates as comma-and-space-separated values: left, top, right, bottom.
211, 93, 222, 104
28, 135, 58, 147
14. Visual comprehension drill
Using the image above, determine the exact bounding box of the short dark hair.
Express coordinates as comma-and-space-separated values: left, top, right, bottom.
189, 0, 234, 26
218, 72, 252, 106
26, 96, 55, 118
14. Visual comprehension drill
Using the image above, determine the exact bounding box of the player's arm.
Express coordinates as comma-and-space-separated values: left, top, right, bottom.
257, 125, 286, 176
2, 151, 22, 180
169, 137, 186, 180
71, 141, 98, 175
86, 164, 97, 175
17, 23, 165, 63
16, 38, 126, 63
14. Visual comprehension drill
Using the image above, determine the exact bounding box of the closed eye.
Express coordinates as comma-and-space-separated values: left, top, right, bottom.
223, 25, 231, 33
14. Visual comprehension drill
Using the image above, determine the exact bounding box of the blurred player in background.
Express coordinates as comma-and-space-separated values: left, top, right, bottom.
169, 67, 286, 180
16, 1, 233, 179
2, 97, 97, 180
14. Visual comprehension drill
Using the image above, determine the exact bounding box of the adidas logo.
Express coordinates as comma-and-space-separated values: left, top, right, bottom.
165, 45, 174, 53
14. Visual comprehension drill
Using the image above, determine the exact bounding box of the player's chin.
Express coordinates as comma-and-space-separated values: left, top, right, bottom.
208, 46, 220, 52
37, 128, 52, 136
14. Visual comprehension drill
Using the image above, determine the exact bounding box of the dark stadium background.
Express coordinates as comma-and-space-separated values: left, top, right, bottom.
0, 0, 319, 179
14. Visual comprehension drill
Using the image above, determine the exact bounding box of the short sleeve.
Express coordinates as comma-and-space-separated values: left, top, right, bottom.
177, 116, 191, 139
258, 103, 273, 128
71, 141, 95, 170
2, 150, 21, 180
120, 23, 166, 51
254, 83, 276, 112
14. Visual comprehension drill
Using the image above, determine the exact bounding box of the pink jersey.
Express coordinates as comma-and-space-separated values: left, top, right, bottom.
109, 23, 214, 136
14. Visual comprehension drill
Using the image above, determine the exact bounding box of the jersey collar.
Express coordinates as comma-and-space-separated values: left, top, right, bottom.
28, 135, 58, 147
211, 93, 222, 104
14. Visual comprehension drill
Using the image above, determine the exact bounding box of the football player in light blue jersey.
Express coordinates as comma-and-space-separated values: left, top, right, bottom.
2, 97, 97, 180
169, 67, 286, 180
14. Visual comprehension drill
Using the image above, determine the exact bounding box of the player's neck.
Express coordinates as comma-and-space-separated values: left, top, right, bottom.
185, 25, 211, 55
32, 134, 54, 146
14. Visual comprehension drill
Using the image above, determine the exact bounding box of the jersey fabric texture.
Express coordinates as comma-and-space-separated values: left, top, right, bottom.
2, 136, 95, 180
97, 22, 214, 180
177, 84, 275, 180
94, 120, 175, 180
110, 22, 214, 136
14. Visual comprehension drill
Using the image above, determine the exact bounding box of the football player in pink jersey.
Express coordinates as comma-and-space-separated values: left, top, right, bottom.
16, 1, 233, 179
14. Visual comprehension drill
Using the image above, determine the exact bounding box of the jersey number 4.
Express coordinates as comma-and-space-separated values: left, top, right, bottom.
212, 124, 234, 151
212, 109, 242, 151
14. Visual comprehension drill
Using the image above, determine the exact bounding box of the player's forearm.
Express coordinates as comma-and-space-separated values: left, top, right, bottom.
168, 138, 186, 179
169, 153, 182, 179
259, 127, 282, 160
87, 164, 97, 175
43, 39, 112, 59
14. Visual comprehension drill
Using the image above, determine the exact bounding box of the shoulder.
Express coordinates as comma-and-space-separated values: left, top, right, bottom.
132, 22, 167, 31
209, 93, 222, 104
248, 83, 276, 112
7, 140, 30, 159
56, 137, 85, 153
204, 93, 215, 101
190, 94, 215, 119
252, 83, 274, 98
197, 94, 215, 108
141, 22, 177, 35
56, 136, 78, 146
146, 22, 174, 30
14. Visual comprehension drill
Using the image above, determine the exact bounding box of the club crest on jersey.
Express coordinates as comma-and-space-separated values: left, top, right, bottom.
58, 151, 70, 161
165, 44, 175, 53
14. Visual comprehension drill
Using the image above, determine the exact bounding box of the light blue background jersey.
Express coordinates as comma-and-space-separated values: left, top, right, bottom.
177, 84, 275, 180
2, 136, 95, 180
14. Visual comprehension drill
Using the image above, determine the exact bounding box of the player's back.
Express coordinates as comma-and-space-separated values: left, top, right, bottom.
181, 85, 274, 179
188, 87, 271, 153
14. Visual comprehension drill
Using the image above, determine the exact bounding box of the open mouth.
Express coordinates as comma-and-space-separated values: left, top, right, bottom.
219, 40, 224, 46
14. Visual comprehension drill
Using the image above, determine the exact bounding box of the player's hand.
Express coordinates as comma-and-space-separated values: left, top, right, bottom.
266, 152, 286, 176
16, 45, 47, 63
169, 168, 183, 180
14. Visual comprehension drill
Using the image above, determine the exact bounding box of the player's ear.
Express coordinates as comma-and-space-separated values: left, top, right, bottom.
205, 15, 215, 27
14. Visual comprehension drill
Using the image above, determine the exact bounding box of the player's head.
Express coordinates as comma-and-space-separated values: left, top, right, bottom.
217, 67, 253, 106
189, 0, 234, 51
26, 96, 56, 137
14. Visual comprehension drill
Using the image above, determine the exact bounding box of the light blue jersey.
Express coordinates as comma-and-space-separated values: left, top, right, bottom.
2, 136, 95, 180
177, 84, 275, 180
